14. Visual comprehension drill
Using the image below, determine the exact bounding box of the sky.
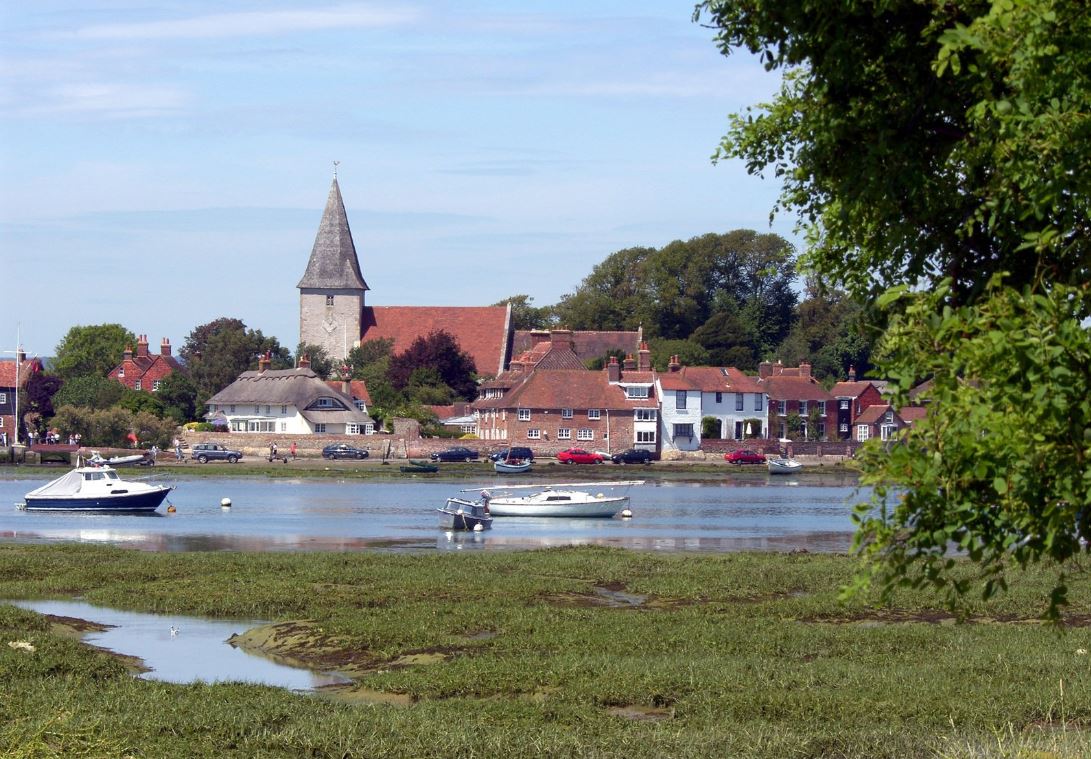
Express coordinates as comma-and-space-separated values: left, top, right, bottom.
0, 1, 793, 360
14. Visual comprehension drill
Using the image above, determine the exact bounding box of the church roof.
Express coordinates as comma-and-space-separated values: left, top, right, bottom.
360, 305, 512, 377
297, 178, 369, 291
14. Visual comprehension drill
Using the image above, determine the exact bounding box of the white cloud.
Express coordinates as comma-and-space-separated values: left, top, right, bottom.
69, 3, 418, 41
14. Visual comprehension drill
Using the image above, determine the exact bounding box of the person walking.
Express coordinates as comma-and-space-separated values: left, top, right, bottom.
290, 441, 297, 460
173, 438, 183, 461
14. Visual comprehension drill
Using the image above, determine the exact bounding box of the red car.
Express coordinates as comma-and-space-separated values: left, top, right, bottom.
556, 448, 605, 464
725, 449, 767, 465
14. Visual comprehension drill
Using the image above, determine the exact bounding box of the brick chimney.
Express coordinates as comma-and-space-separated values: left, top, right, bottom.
622, 354, 636, 371
607, 355, 620, 383
550, 329, 574, 351
257, 351, 271, 373
136, 334, 149, 358
529, 329, 550, 346
772, 360, 784, 376
758, 361, 773, 379
668, 355, 681, 373
800, 361, 811, 379
637, 342, 651, 372
160, 337, 172, 356
298, 353, 311, 370
341, 364, 352, 396
123, 345, 133, 362
847, 365, 856, 382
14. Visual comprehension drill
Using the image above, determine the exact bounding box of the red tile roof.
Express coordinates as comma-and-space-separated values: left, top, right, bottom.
0, 359, 42, 388
656, 366, 762, 394
758, 375, 834, 402
854, 404, 893, 425
512, 330, 641, 362
830, 381, 879, 399
898, 406, 929, 423
361, 305, 511, 378
478, 369, 652, 411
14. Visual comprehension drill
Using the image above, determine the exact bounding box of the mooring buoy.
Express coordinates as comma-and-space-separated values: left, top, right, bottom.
220, 497, 232, 509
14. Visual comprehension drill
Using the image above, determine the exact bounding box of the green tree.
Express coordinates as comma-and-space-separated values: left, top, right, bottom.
52, 324, 135, 381
117, 388, 166, 418
24, 373, 62, 422
647, 339, 710, 372
295, 343, 334, 380
698, 0, 1091, 617
347, 339, 394, 377
156, 372, 198, 423
388, 331, 477, 402
491, 295, 555, 331
181, 318, 291, 406
51, 375, 125, 410
701, 416, 721, 440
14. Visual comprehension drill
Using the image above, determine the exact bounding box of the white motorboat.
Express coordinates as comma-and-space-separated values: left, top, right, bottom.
493, 459, 532, 474
437, 497, 493, 531
462, 481, 643, 518
767, 457, 803, 475
20, 460, 173, 512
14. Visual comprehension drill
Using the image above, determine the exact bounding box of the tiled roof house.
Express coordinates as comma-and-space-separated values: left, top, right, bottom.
108, 335, 184, 393
511, 328, 643, 366
829, 366, 886, 440
656, 359, 768, 452
853, 403, 925, 442
0, 351, 43, 445
474, 333, 658, 453
756, 361, 835, 441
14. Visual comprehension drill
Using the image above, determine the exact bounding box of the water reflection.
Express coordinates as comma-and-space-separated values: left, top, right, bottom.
2, 475, 867, 554
10, 599, 349, 690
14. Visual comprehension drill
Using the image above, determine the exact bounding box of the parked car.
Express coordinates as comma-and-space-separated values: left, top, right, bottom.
322, 443, 369, 460
488, 447, 535, 463
725, 449, 767, 465
556, 448, 605, 464
611, 448, 655, 465
430, 446, 481, 462
190, 443, 243, 463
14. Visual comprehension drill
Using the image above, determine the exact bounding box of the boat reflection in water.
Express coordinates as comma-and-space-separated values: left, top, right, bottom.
3, 476, 865, 554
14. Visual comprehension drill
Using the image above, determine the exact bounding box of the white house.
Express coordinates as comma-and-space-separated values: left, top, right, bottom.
206, 356, 374, 435
655, 359, 768, 452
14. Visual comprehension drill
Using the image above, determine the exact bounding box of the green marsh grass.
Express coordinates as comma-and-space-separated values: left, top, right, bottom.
1, 544, 1090, 757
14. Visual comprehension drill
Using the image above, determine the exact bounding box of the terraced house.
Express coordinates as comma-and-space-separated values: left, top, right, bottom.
755, 361, 834, 441
655, 357, 767, 453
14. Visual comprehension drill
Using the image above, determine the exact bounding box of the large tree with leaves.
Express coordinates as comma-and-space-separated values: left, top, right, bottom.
388, 330, 477, 402
52, 324, 135, 381
698, 0, 1091, 617
180, 318, 291, 406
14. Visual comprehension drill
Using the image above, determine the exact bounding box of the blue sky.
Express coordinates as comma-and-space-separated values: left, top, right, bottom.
1, 1, 792, 359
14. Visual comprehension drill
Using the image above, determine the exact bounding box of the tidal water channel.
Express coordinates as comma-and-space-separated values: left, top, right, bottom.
1, 471, 866, 554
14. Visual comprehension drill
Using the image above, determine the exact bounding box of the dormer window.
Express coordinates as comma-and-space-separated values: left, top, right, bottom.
317, 397, 334, 408
625, 386, 649, 399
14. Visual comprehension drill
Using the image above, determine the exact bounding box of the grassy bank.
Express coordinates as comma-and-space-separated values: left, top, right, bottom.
1, 545, 1089, 757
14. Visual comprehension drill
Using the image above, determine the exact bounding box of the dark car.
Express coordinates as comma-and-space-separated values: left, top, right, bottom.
430, 446, 481, 462
488, 447, 535, 463
322, 443, 369, 460
556, 448, 605, 464
725, 449, 767, 465
190, 443, 243, 463
611, 448, 655, 465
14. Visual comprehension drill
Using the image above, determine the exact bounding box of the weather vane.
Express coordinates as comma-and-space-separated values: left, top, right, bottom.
333, 160, 340, 178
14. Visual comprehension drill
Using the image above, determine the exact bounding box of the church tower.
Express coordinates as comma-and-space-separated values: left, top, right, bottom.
298, 177, 369, 362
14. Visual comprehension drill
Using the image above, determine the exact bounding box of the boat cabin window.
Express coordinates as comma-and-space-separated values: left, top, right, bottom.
104, 471, 119, 480
545, 496, 572, 501
84, 472, 105, 481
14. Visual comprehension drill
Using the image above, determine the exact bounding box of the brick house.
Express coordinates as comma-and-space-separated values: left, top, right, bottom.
108, 335, 183, 393
0, 350, 43, 445
473, 332, 657, 453
829, 366, 886, 440
853, 404, 920, 442
756, 361, 835, 441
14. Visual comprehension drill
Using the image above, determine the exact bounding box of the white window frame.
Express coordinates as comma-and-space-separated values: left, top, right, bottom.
315, 423, 327, 433
735, 393, 744, 411
527, 428, 541, 440
636, 430, 655, 444
118, 367, 125, 378
634, 408, 656, 422
317, 398, 334, 408
675, 391, 687, 410
626, 386, 649, 399
577, 428, 594, 441
561, 408, 573, 419
152, 380, 161, 392
587, 409, 601, 420
134, 380, 141, 391
347, 424, 361, 435
557, 428, 572, 440
518, 408, 531, 421
857, 425, 869, 441
0, 392, 6, 403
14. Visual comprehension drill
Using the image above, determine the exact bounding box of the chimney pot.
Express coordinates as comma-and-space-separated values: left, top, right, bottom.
848, 365, 856, 382
160, 337, 172, 356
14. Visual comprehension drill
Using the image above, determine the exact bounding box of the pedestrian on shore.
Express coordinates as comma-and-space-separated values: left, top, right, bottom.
270, 442, 278, 461
290, 441, 297, 460
173, 437, 183, 461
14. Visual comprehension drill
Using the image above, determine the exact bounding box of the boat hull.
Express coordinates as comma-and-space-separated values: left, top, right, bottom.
488, 496, 628, 518
24, 487, 172, 512
767, 459, 803, 475
437, 498, 493, 530
494, 461, 532, 474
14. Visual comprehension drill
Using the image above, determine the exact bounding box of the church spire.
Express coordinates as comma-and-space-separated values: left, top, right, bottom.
297, 177, 368, 291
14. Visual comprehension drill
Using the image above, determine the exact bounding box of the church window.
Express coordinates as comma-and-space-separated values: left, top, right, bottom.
326, 295, 334, 306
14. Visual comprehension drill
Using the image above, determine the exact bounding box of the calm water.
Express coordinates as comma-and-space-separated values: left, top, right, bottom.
10, 599, 349, 690
1, 471, 867, 553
